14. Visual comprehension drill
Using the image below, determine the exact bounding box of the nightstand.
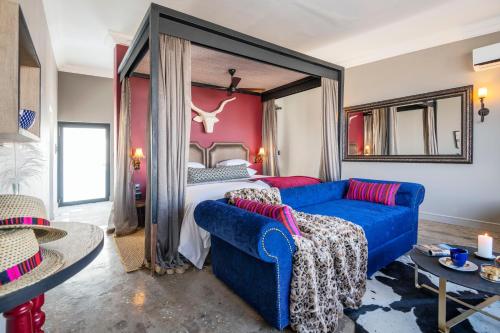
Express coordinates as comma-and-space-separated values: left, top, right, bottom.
136, 199, 145, 228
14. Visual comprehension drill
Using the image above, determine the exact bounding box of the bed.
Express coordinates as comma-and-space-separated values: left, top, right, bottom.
179, 142, 270, 268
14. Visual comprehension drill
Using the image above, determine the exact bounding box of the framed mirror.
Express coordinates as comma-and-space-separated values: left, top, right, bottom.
343, 85, 473, 163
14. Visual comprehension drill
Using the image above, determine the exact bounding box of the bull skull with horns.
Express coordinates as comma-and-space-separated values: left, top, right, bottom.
191, 97, 236, 133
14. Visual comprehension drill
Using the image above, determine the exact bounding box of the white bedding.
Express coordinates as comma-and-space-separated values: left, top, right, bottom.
178, 178, 270, 269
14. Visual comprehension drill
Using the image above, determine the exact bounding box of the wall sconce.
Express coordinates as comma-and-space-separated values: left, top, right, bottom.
478, 87, 490, 122
364, 144, 371, 155
254, 147, 265, 163
131, 147, 145, 170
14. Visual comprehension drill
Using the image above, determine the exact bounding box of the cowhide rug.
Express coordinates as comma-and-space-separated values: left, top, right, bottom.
345, 255, 499, 333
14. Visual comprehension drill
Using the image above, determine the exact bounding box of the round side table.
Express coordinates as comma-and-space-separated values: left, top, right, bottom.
410, 246, 499, 333
0, 222, 104, 333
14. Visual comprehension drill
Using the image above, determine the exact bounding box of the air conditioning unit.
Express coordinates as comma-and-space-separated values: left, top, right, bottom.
473, 43, 500, 71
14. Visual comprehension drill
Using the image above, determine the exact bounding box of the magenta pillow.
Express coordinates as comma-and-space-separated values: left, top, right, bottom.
258, 176, 321, 189
233, 198, 301, 237
346, 179, 401, 206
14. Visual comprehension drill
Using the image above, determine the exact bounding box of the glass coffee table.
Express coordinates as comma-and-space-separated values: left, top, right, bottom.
410, 245, 499, 333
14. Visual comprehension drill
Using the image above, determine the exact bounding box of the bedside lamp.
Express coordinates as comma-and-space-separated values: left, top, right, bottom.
478, 87, 490, 122
255, 147, 265, 163
131, 148, 145, 170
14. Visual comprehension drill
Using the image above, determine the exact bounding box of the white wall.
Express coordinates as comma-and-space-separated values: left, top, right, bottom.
277, 87, 322, 177
58, 72, 114, 199
13, 0, 58, 218
436, 97, 461, 155
0, 1, 58, 329
343, 31, 500, 228
396, 109, 425, 155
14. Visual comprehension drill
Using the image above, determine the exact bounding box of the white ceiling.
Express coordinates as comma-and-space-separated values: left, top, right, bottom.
135, 46, 308, 91
41, 0, 500, 78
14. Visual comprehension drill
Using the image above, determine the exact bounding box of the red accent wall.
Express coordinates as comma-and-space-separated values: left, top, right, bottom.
113, 45, 263, 193
348, 112, 364, 155
191, 86, 263, 174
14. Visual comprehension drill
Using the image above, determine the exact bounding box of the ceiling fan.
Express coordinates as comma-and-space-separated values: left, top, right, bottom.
224, 69, 265, 95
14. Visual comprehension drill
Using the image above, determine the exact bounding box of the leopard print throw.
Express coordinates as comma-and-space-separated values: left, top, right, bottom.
289, 211, 368, 333
224, 188, 368, 332
225, 187, 282, 205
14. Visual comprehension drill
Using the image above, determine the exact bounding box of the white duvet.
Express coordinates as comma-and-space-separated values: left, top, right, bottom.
178, 178, 270, 269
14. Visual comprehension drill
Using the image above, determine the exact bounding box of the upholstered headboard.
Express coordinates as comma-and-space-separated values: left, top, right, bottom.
189, 142, 206, 166
207, 142, 250, 168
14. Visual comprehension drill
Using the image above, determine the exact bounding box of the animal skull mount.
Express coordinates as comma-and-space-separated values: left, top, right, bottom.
191, 97, 236, 133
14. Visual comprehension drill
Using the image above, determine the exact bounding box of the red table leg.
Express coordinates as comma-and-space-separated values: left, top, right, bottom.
31, 294, 45, 333
4, 301, 34, 333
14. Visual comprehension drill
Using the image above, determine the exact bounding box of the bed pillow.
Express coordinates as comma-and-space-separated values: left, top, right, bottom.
259, 176, 321, 189
225, 187, 282, 205
346, 179, 401, 206
233, 198, 301, 237
247, 168, 257, 176
188, 162, 205, 169
188, 165, 249, 184
216, 159, 251, 167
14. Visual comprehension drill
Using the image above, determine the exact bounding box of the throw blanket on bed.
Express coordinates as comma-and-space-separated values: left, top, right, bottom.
257, 176, 322, 189
290, 211, 368, 333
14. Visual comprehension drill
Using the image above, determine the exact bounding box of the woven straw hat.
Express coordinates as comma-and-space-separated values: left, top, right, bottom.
0, 195, 67, 243
0, 228, 64, 296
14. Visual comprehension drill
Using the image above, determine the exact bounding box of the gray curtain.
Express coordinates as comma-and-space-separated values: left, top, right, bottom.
262, 100, 280, 176
388, 106, 399, 155
320, 78, 340, 182
424, 104, 439, 155
155, 35, 191, 269
372, 108, 389, 155
363, 114, 373, 155
108, 78, 138, 236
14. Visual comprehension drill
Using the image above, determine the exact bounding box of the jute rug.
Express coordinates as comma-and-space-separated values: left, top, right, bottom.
113, 228, 145, 273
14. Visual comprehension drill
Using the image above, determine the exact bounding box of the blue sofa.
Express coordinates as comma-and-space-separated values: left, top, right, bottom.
194, 179, 425, 330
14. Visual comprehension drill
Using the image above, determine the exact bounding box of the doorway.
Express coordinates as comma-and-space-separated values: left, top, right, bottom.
57, 122, 110, 206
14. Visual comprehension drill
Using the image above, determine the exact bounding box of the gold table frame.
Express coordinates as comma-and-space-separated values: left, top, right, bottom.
414, 263, 499, 333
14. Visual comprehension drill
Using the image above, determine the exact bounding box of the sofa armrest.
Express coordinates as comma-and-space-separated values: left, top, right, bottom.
194, 200, 296, 263
352, 178, 425, 209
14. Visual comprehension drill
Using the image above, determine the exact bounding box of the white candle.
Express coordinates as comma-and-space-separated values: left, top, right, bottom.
478, 233, 493, 258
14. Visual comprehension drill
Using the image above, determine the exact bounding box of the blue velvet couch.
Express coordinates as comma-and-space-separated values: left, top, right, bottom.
194, 178, 425, 329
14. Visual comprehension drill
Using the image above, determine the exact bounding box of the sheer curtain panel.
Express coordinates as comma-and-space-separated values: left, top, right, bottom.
108, 78, 138, 236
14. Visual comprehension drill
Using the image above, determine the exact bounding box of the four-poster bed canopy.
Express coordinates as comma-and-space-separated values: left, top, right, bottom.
116, 3, 344, 274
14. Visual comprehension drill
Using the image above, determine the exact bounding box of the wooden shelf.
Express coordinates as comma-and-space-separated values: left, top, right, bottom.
0, 1, 41, 143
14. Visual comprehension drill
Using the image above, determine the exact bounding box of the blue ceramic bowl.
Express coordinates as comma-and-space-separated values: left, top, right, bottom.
19, 109, 36, 130
450, 248, 468, 267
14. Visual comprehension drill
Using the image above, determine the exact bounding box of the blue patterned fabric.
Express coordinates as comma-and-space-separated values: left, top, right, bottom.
18, 109, 36, 130
194, 179, 425, 329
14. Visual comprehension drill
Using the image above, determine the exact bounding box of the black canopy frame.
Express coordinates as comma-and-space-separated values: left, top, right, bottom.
117, 3, 344, 273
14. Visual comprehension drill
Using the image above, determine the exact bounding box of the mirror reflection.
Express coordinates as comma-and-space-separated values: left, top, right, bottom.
347, 96, 462, 157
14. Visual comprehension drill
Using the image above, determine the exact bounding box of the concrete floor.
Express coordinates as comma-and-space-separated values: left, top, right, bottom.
46, 202, 354, 333
45, 203, 499, 333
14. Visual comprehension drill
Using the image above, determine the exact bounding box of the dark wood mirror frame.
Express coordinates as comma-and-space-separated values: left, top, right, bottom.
343, 85, 473, 164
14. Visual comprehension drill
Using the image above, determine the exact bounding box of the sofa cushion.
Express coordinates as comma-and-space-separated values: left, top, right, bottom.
233, 198, 301, 237
346, 179, 401, 206
295, 199, 412, 250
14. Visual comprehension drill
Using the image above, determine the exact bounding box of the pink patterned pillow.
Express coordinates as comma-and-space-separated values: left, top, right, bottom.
346, 179, 401, 206
233, 198, 301, 237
